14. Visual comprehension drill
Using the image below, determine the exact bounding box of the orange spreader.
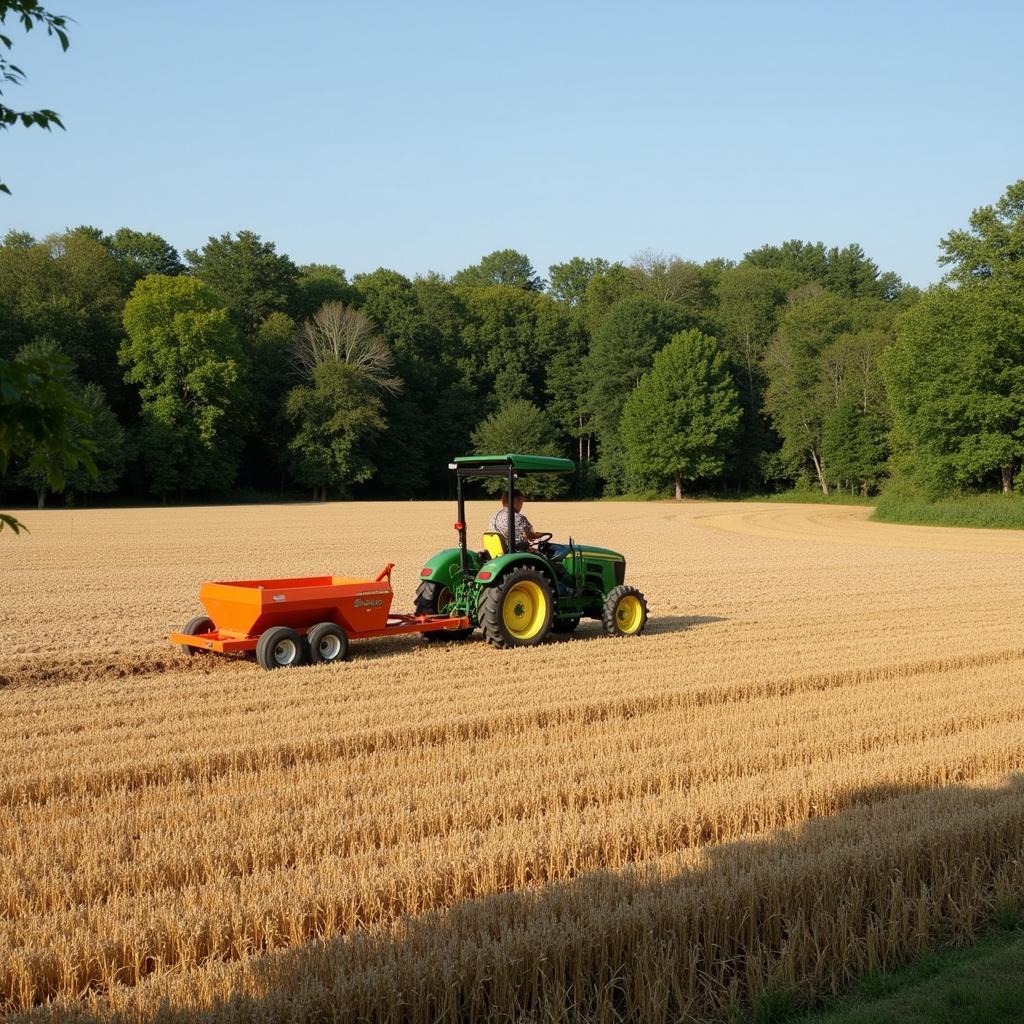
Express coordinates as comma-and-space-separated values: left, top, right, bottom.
170, 563, 470, 655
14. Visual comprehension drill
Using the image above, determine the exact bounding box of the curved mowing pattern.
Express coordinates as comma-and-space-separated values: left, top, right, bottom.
3, 501, 1024, 1020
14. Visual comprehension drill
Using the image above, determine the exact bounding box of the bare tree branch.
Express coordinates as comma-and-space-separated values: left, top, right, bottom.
293, 301, 403, 395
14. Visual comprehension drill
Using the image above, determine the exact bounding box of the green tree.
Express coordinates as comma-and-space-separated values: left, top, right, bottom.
0, 228, 129, 405
882, 285, 1024, 496
412, 274, 479, 488
458, 286, 569, 407
547, 257, 610, 306
763, 287, 854, 494
580, 262, 636, 331
0, 1, 69, 194
120, 275, 247, 498
295, 263, 355, 319
587, 294, 692, 492
0, 344, 93, 531
286, 361, 387, 499
881, 180, 1024, 497
453, 249, 543, 291
237, 310, 297, 493
185, 230, 299, 338
286, 300, 402, 499
542, 308, 593, 491
470, 399, 568, 498
353, 268, 443, 496
715, 265, 794, 486
13, 342, 124, 507
621, 330, 741, 499
104, 227, 185, 287
821, 398, 888, 495
939, 179, 1024, 286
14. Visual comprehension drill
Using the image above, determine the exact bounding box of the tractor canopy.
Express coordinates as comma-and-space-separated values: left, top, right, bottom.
450, 453, 575, 475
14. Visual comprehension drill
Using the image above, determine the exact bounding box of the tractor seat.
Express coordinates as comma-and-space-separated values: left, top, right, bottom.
482, 531, 508, 559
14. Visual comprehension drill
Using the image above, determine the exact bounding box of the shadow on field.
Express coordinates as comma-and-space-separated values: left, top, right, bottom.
20, 775, 1024, 1023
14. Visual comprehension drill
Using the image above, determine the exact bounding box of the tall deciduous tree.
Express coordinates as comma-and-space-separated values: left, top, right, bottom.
621, 330, 741, 499
763, 286, 853, 494
882, 180, 1024, 496
939, 179, 1024, 287
286, 361, 387, 500
882, 285, 1024, 496
286, 300, 402, 499
0, 342, 93, 531
13, 341, 124, 507
458, 287, 569, 408
587, 294, 691, 492
104, 228, 185, 287
120, 275, 246, 498
715, 265, 794, 486
295, 263, 355, 318
547, 257, 610, 306
0, 228, 128, 404
471, 399, 567, 498
453, 249, 543, 291
185, 230, 299, 339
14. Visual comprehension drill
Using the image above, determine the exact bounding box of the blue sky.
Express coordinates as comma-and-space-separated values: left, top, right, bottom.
2, 0, 1021, 287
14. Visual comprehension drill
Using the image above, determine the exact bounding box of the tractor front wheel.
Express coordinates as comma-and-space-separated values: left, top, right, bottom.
601, 585, 648, 637
414, 581, 473, 642
478, 567, 554, 648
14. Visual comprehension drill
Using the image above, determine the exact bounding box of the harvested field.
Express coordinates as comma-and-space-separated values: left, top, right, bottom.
2, 500, 1024, 1022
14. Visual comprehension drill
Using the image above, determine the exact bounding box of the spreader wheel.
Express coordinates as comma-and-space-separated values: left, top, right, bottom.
414, 581, 473, 642
478, 567, 554, 649
256, 626, 307, 670
601, 585, 648, 637
307, 622, 349, 665
179, 615, 214, 655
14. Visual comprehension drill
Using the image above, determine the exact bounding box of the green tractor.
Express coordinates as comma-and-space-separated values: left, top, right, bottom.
415, 453, 648, 648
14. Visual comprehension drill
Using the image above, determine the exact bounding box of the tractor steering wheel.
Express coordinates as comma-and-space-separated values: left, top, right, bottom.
530, 532, 554, 553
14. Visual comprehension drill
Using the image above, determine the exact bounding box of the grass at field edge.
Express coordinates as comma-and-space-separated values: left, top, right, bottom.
872, 492, 1024, 530
748, 915, 1024, 1024
604, 488, 1024, 531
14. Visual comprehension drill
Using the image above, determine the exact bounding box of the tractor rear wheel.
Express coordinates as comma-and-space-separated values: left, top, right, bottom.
256, 626, 307, 670
307, 622, 349, 664
478, 567, 554, 648
601, 585, 648, 637
414, 581, 473, 642
179, 615, 214, 655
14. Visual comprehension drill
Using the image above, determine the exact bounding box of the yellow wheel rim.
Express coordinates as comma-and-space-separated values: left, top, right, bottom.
501, 580, 548, 640
615, 595, 644, 634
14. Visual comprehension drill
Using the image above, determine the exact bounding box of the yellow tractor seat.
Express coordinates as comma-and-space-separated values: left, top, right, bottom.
482, 532, 508, 559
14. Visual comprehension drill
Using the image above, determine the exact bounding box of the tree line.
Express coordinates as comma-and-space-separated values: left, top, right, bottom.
1, 179, 1022, 510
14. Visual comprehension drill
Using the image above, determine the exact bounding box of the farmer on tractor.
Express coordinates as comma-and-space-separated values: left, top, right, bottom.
488, 489, 548, 551
414, 454, 648, 648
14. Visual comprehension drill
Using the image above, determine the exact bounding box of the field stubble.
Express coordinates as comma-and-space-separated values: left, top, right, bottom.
2, 500, 1024, 1021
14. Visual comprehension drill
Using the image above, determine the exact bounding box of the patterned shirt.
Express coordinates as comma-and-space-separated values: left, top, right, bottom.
488, 508, 533, 547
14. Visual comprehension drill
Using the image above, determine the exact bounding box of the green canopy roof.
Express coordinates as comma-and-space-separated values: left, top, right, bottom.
452, 453, 576, 474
